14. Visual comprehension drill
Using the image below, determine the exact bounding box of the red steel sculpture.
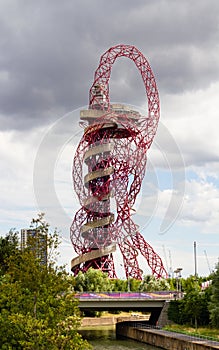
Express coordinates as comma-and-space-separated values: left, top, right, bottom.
70, 44, 167, 279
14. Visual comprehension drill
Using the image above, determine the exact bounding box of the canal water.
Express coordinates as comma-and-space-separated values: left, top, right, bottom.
80, 326, 160, 350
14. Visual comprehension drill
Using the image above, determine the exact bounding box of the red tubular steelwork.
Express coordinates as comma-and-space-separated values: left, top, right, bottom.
70, 44, 167, 279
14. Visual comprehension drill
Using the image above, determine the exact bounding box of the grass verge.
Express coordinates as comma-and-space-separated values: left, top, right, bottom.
163, 324, 219, 342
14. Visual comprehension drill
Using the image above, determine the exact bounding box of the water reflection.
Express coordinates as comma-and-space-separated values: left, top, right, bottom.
80, 326, 160, 350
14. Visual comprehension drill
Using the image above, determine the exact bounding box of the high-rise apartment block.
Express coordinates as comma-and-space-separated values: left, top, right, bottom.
21, 229, 47, 265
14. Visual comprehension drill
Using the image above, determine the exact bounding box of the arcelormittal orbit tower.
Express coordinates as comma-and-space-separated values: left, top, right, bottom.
70, 44, 167, 280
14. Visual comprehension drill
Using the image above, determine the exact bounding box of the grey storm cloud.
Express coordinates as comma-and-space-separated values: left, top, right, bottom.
0, 0, 219, 130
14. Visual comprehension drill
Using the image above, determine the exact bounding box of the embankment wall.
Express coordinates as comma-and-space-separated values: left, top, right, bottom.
81, 315, 149, 327
116, 324, 219, 350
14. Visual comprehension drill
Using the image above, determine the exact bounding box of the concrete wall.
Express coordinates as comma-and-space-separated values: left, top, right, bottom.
157, 301, 172, 328
80, 315, 149, 327
116, 324, 219, 350
81, 317, 117, 326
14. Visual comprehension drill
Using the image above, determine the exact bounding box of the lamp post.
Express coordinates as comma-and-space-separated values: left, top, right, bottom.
194, 241, 198, 282
174, 268, 183, 298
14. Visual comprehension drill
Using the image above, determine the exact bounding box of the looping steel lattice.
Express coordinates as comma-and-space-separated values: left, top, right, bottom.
70, 44, 167, 279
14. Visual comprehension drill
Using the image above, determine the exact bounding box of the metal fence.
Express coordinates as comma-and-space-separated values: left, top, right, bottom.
130, 323, 219, 347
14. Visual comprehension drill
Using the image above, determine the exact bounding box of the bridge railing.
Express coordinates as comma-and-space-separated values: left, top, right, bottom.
164, 329, 219, 345
129, 324, 219, 345
74, 291, 176, 299
129, 322, 161, 329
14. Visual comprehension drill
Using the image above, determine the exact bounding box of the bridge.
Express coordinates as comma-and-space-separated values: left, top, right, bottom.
75, 292, 176, 325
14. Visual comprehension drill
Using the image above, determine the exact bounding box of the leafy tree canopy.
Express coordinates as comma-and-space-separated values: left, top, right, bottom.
139, 275, 170, 292
209, 261, 219, 328
0, 213, 91, 350
0, 229, 19, 275
74, 267, 112, 292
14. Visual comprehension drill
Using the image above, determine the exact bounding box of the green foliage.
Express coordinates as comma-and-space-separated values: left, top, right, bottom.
73, 270, 171, 293
209, 261, 219, 328
110, 277, 141, 292
168, 300, 182, 324
0, 213, 91, 350
129, 278, 141, 291
0, 229, 19, 275
110, 278, 128, 292
182, 290, 207, 327
139, 275, 170, 292
0, 313, 90, 350
182, 275, 201, 293
167, 278, 175, 290
74, 268, 112, 292
164, 324, 219, 342
168, 279, 211, 328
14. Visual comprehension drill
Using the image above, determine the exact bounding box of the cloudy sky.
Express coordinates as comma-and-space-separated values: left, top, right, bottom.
1, 0, 219, 278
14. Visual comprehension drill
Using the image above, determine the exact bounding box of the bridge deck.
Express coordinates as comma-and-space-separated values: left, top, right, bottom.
75, 291, 175, 299
75, 292, 175, 311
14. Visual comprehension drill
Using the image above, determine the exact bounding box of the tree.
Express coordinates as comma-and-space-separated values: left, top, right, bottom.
209, 261, 219, 328
74, 267, 112, 292
110, 278, 128, 292
0, 213, 91, 350
129, 278, 141, 292
0, 229, 19, 275
168, 276, 211, 328
168, 299, 183, 324
183, 289, 203, 328
139, 275, 170, 292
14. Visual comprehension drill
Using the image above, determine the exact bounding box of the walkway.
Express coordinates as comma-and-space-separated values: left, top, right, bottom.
130, 324, 219, 349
